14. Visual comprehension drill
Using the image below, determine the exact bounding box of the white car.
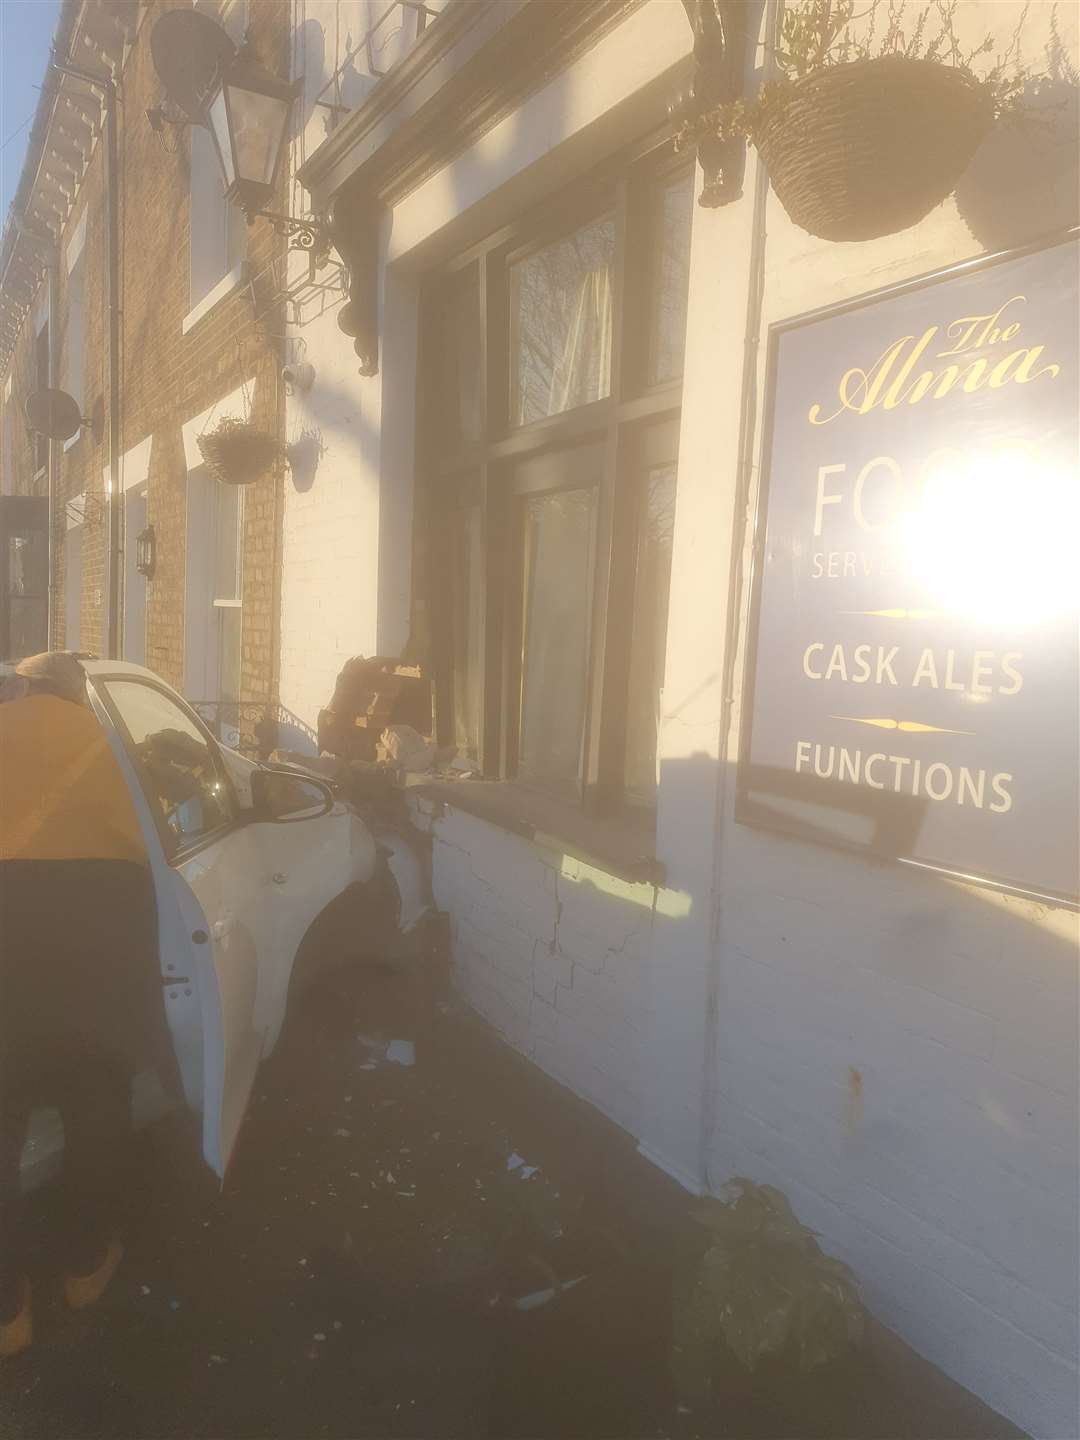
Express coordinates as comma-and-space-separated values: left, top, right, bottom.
18, 660, 428, 1188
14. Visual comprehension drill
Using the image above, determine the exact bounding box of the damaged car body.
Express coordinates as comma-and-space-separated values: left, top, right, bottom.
19, 660, 433, 1190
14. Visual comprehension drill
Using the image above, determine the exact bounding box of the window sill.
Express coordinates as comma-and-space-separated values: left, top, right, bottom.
63, 428, 82, 454
409, 776, 663, 888
182, 261, 248, 336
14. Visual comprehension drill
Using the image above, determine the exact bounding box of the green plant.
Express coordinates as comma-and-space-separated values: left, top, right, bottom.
674, 0, 1035, 155
670, 1179, 866, 1404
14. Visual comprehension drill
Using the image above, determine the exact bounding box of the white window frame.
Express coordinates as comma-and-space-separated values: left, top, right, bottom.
65, 496, 86, 651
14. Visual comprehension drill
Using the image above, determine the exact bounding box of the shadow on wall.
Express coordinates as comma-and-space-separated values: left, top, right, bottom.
956, 69, 1079, 252
286, 428, 326, 494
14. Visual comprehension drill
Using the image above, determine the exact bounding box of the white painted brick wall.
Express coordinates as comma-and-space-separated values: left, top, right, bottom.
709, 827, 1079, 1440
427, 806, 650, 1139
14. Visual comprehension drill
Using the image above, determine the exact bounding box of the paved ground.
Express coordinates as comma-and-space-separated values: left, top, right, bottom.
2, 960, 1028, 1439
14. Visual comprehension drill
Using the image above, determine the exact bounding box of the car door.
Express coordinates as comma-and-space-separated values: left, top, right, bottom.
237, 767, 358, 1049
91, 676, 268, 1177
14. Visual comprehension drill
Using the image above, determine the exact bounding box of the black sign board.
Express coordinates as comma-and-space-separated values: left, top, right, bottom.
738, 235, 1079, 905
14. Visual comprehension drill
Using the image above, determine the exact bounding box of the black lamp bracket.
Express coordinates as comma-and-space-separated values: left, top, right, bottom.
241, 207, 335, 283
145, 102, 192, 155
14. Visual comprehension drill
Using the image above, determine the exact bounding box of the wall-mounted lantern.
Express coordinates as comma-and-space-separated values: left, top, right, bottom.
135, 524, 156, 581
204, 46, 300, 221
149, 11, 377, 373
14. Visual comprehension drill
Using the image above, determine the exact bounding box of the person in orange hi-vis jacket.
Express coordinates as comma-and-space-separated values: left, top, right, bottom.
0, 652, 167, 1357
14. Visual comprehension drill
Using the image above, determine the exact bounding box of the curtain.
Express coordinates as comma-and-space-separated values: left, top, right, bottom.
549, 266, 613, 417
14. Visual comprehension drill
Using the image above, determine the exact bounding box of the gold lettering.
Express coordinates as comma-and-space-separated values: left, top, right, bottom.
880, 330, 937, 410
807, 292, 1058, 424
932, 358, 991, 399
1008, 345, 1060, 385
938, 296, 1025, 357
809, 337, 916, 424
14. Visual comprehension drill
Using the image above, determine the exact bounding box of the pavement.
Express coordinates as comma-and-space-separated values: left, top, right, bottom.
1, 958, 1029, 1439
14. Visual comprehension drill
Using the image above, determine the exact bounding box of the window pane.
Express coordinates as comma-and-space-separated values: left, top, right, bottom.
64, 255, 85, 411
8, 531, 47, 598
511, 216, 615, 426
625, 464, 677, 806
214, 482, 241, 602
34, 324, 49, 472
106, 680, 234, 848
8, 597, 49, 658
218, 605, 242, 710
518, 487, 596, 793
648, 171, 694, 386
439, 266, 482, 447
450, 505, 483, 763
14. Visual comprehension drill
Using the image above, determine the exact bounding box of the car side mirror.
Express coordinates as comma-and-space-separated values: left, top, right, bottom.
250, 768, 334, 823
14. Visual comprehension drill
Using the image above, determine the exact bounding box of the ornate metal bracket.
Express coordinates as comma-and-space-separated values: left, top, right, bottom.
244, 209, 334, 278
242, 206, 375, 373
670, 0, 752, 208
327, 185, 380, 378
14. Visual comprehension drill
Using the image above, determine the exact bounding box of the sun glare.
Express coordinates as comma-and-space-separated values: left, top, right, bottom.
901, 443, 1080, 625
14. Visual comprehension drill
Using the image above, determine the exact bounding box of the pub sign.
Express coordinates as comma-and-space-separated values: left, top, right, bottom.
738, 236, 1079, 904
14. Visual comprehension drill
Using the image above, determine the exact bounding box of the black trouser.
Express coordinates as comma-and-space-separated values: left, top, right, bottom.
0, 1050, 132, 1320
0, 858, 164, 1323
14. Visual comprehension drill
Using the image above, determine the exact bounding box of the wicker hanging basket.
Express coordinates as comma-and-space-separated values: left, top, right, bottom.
197, 418, 283, 486
754, 56, 995, 242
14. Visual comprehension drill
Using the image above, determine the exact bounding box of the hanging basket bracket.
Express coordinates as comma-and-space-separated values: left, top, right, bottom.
670, 0, 752, 208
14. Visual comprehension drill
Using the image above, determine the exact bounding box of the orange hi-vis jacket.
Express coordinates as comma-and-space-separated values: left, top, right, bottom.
0, 693, 146, 864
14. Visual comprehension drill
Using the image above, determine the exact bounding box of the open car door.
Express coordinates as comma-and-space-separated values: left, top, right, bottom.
89, 676, 266, 1177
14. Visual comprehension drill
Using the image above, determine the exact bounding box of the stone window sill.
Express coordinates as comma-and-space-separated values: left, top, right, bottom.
409, 776, 663, 888
182, 261, 248, 336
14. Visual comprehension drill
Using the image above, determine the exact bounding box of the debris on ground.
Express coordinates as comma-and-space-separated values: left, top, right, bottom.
377, 724, 435, 774
506, 1151, 540, 1180
670, 1178, 867, 1408
356, 1033, 418, 1071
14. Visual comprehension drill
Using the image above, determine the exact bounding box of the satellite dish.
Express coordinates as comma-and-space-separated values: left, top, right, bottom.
24, 388, 84, 443
150, 9, 236, 124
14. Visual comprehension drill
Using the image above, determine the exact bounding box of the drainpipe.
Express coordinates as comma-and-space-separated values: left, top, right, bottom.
47, 257, 59, 644
51, 55, 120, 659
699, 0, 781, 1193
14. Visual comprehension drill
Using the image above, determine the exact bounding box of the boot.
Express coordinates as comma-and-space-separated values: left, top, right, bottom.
65, 1238, 124, 1311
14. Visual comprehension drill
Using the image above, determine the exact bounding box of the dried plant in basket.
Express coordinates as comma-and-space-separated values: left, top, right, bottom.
676, 0, 1039, 242
197, 417, 283, 486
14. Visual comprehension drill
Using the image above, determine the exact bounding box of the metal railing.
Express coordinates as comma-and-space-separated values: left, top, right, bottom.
190, 701, 319, 762
311, 0, 444, 125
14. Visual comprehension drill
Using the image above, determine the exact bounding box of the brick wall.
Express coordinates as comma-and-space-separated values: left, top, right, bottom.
2, 0, 288, 700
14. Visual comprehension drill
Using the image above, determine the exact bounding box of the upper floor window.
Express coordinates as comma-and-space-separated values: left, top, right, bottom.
188, 0, 247, 315
420, 148, 694, 818
1, 374, 13, 496
33, 320, 49, 477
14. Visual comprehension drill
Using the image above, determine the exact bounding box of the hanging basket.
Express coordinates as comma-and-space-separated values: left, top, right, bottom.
197, 418, 283, 486
753, 57, 995, 242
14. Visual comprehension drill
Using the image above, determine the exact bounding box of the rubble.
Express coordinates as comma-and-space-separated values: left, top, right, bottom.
317, 656, 432, 766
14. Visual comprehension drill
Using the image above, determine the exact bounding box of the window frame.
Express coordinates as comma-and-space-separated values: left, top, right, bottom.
94, 674, 241, 864
419, 137, 692, 820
